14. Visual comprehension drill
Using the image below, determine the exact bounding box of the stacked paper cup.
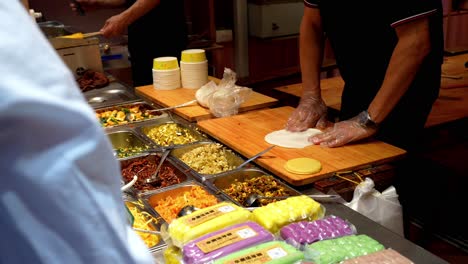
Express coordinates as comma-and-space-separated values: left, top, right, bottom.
180, 49, 208, 89
152, 56, 181, 90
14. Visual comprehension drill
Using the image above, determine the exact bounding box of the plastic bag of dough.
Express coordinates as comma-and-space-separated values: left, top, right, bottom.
195, 68, 252, 117
345, 177, 404, 235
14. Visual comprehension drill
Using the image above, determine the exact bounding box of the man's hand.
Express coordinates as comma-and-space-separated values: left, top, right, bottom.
100, 13, 130, 38
309, 111, 378, 148
285, 96, 329, 132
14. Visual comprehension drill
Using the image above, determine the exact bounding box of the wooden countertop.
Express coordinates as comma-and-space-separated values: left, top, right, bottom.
197, 106, 406, 186
136, 77, 278, 122
275, 54, 468, 128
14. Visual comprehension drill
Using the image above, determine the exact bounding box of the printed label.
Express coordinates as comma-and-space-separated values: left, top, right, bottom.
222, 245, 289, 264
185, 204, 236, 227
196, 226, 258, 253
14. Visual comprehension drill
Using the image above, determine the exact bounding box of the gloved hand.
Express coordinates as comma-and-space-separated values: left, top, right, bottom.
310, 111, 378, 148
285, 96, 329, 132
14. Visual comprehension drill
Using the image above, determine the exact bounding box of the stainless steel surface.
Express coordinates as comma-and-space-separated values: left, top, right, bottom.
140, 180, 223, 223
120, 154, 191, 194
96, 101, 169, 129
237, 145, 275, 169
145, 150, 171, 184
205, 168, 300, 207
38, 21, 74, 38
124, 199, 165, 252
137, 120, 208, 150
169, 142, 245, 181
106, 129, 153, 160
84, 82, 139, 108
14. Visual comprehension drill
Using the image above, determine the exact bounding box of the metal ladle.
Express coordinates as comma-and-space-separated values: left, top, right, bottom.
245, 193, 342, 207
145, 150, 170, 184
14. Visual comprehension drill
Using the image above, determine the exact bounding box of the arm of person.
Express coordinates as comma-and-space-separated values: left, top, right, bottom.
100, 0, 161, 37
310, 17, 432, 147
285, 6, 329, 131
367, 17, 432, 124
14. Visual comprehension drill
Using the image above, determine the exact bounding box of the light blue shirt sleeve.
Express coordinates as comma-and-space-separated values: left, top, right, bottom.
0, 2, 153, 263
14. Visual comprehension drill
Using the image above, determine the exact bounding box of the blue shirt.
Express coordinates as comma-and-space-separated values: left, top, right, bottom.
0, 2, 153, 263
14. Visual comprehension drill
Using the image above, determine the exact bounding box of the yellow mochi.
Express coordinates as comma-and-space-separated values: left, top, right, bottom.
284, 157, 322, 174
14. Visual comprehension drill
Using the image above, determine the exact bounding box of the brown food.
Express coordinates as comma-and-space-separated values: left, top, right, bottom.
77, 70, 109, 92
121, 159, 181, 192
223, 175, 290, 206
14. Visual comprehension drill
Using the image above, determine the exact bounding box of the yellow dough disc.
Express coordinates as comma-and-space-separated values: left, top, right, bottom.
284, 158, 322, 174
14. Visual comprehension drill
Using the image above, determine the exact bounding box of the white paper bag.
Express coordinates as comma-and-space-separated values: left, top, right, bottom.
345, 178, 404, 236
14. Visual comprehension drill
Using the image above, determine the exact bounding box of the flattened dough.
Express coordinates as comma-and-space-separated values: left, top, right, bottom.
264, 128, 323, 148
284, 158, 322, 174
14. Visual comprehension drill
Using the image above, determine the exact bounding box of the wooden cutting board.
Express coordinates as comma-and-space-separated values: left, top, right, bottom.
136, 81, 278, 122
197, 106, 406, 186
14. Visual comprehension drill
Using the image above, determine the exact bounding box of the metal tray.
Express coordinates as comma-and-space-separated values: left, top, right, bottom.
205, 168, 301, 207
106, 128, 153, 160
120, 154, 192, 193
95, 101, 168, 128
124, 198, 166, 252
136, 119, 209, 151
84, 82, 139, 109
140, 180, 223, 224
169, 142, 245, 181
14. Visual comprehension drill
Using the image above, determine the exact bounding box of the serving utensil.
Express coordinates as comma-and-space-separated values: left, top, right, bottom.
145, 150, 170, 184
146, 99, 198, 114
245, 193, 342, 207
237, 145, 275, 169
132, 227, 161, 235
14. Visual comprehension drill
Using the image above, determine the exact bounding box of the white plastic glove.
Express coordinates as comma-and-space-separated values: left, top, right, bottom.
310, 111, 378, 148
285, 96, 328, 132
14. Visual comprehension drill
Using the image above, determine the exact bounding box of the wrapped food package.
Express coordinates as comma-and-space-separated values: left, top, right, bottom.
279, 215, 356, 247
341, 248, 414, 264
304, 234, 385, 264
183, 221, 274, 264
163, 246, 183, 264
251, 195, 325, 234
168, 202, 251, 248
213, 240, 304, 264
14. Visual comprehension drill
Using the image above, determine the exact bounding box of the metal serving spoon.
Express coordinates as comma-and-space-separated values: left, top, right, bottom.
145, 150, 170, 184
145, 99, 198, 114
245, 193, 342, 207
132, 227, 161, 235
237, 145, 275, 169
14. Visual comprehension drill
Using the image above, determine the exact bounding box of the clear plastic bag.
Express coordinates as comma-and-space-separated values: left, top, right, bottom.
345, 178, 404, 235
195, 68, 252, 117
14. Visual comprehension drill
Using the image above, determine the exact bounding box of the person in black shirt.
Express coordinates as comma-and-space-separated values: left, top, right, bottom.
286, 0, 444, 152
71, 0, 188, 87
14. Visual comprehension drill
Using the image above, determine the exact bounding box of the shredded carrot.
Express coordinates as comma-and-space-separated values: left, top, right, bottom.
153, 185, 218, 223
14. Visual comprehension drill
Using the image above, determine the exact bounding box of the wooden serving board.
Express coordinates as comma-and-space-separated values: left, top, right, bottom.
136, 81, 278, 122
197, 106, 406, 186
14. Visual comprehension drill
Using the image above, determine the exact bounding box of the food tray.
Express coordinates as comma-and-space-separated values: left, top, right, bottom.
120, 153, 193, 193
95, 101, 169, 128
136, 119, 209, 151
84, 82, 140, 109
169, 142, 246, 182
123, 196, 166, 252
205, 168, 301, 207
140, 180, 223, 224
106, 128, 153, 160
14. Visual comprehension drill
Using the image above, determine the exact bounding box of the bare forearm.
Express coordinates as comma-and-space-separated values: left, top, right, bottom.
368, 18, 431, 123
299, 8, 324, 100
120, 0, 161, 25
